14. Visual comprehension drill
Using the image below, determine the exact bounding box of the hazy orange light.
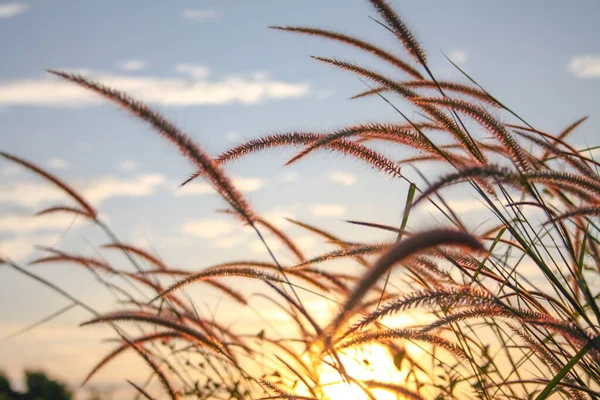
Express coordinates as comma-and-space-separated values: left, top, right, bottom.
317, 343, 409, 400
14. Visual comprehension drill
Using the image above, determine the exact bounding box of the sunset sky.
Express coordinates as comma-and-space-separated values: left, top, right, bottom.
1, 0, 599, 397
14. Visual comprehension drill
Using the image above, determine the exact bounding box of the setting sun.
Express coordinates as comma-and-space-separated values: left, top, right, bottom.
317, 344, 411, 400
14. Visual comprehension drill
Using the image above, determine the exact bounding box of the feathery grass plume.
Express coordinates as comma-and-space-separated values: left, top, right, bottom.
82, 331, 183, 385
347, 287, 495, 335
289, 242, 391, 270
545, 205, 600, 225
412, 164, 516, 206
311, 57, 486, 163
149, 267, 288, 304
368, 0, 427, 64
0, 152, 97, 218
29, 254, 114, 274
328, 229, 484, 340
203, 279, 248, 305
81, 311, 222, 352
47, 70, 255, 224
525, 170, 600, 199
285, 218, 371, 267
35, 206, 93, 219
507, 122, 600, 170
219, 210, 306, 263
515, 130, 597, 179
507, 324, 588, 400
300, 268, 351, 294
141, 262, 334, 293
360, 381, 424, 400
257, 217, 306, 263
270, 26, 424, 79
124, 340, 180, 400
414, 97, 531, 171
181, 131, 403, 184
284, 123, 438, 167
102, 243, 168, 270
540, 116, 589, 161
337, 328, 468, 361
260, 379, 317, 400
351, 80, 501, 107
418, 306, 516, 333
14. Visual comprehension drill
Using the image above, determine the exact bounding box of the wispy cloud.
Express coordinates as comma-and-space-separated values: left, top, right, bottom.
249, 234, 316, 255
447, 50, 468, 66
116, 159, 138, 172
116, 59, 147, 72
422, 199, 488, 214
175, 177, 264, 196
0, 234, 61, 261
309, 204, 346, 217
0, 174, 166, 208
48, 157, 70, 170
0, 213, 83, 234
567, 55, 600, 78
83, 174, 165, 204
175, 64, 209, 79
0, 67, 310, 107
182, 9, 218, 21
181, 219, 238, 239
261, 211, 295, 228
0, 2, 27, 19
327, 171, 356, 186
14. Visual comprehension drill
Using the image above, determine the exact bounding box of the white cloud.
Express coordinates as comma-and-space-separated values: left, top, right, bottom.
281, 171, 297, 182
0, 174, 166, 208
213, 234, 247, 249
181, 219, 237, 239
422, 199, 488, 214
182, 9, 218, 21
309, 204, 346, 217
117, 159, 138, 172
567, 55, 600, 78
0, 2, 27, 19
176, 177, 264, 196
117, 59, 146, 72
0, 234, 61, 261
261, 211, 295, 228
83, 174, 165, 204
0, 68, 310, 107
48, 157, 70, 170
447, 50, 468, 66
0, 182, 65, 208
327, 171, 356, 186
0, 213, 83, 234
249, 234, 316, 255
175, 64, 210, 79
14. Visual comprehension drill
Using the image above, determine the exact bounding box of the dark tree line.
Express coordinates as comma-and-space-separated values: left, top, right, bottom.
0, 371, 71, 400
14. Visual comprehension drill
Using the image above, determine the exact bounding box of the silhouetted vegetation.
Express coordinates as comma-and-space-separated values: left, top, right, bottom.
0, 371, 71, 400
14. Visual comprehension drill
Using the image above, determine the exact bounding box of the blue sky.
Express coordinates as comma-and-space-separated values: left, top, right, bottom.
0, 0, 599, 397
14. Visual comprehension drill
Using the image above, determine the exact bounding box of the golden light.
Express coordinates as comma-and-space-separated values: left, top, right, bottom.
316, 343, 410, 400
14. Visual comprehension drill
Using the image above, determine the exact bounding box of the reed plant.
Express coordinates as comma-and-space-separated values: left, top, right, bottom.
2, 1, 600, 398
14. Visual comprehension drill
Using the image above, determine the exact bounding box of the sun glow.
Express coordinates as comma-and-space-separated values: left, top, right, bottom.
317, 344, 412, 400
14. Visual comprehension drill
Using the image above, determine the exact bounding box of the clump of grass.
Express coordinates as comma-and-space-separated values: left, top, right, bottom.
2, 1, 600, 399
